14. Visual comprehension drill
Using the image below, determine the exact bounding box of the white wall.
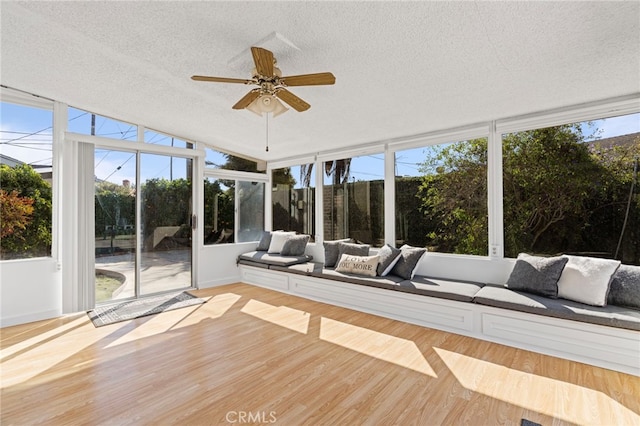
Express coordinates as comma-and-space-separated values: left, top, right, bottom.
198, 242, 257, 288
0, 258, 62, 327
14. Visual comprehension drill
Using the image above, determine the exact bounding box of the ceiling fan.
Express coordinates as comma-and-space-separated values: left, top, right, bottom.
191, 47, 335, 115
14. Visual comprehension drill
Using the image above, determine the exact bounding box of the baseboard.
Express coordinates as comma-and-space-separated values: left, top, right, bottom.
197, 275, 241, 289
0, 309, 62, 328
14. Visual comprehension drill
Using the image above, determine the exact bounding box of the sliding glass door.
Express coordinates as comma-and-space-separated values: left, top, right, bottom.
139, 153, 192, 295
94, 148, 193, 303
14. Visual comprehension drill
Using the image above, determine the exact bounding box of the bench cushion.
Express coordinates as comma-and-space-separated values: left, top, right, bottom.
473, 285, 640, 331
312, 267, 405, 290
399, 276, 485, 302
238, 251, 312, 267
269, 262, 323, 276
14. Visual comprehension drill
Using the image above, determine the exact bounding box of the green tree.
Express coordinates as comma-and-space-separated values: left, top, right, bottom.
95, 181, 135, 239
141, 178, 192, 249
220, 154, 260, 173
586, 136, 640, 263
416, 126, 639, 264
203, 178, 234, 243
0, 164, 52, 258
417, 139, 488, 255
502, 125, 605, 255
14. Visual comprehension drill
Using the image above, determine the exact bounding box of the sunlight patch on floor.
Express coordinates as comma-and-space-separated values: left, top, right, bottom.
105, 293, 241, 346
171, 293, 241, 328
0, 315, 86, 362
434, 347, 638, 424
0, 317, 118, 387
319, 317, 436, 377
241, 299, 310, 334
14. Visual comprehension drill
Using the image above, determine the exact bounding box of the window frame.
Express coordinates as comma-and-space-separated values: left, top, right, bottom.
202, 168, 268, 247
498, 108, 640, 261
0, 88, 56, 261
269, 162, 317, 240
388, 123, 492, 256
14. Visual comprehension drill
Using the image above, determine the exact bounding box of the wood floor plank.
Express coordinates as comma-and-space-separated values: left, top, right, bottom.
1, 283, 638, 425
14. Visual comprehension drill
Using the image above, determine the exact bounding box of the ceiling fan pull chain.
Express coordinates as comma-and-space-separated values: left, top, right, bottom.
265, 112, 269, 152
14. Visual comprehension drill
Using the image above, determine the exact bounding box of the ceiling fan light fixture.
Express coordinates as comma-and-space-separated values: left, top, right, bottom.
272, 97, 289, 117
247, 94, 288, 117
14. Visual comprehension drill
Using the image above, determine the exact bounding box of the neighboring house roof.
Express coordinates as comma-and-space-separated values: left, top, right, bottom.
1, 154, 53, 182
0, 153, 24, 167
588, 132, 640, 149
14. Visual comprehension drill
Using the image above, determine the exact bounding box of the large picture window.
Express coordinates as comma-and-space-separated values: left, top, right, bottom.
502, 113, 639, 264
1, 101, 54, 260
395, 138, 488, 255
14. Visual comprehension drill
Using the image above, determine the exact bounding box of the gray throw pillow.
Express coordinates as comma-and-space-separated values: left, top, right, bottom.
256, 231, 272, 251
337, 241, 370, 262
607, 264, 640, 309
323, 238, 353, 267
506, 253, 568, 298
390, 245, 426, 279
281, 234, 310, 256
376, 244, 402, 276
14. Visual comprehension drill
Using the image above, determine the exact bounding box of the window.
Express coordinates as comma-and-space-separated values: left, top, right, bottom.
203, 177, 264, 245
238, 180, 265, 242
271, 164, 315, 238
324, 155, 384, 246
395, 138, 488, 255
144, 129, 192, 149
204, 147, 265, 173
502, 113, 639, 265
68, 107, 136, 140
1, 101, 54, 259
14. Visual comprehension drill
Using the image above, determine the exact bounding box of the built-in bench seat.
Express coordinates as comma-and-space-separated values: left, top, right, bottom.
474, 285, 640, 331
237, 250, 640, 375
238, 255, 640, 331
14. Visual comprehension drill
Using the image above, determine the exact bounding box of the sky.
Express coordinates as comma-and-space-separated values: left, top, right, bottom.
1, 101, 639, 185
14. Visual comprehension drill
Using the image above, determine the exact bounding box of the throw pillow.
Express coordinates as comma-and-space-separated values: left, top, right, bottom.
335, 254, 380, 277
557, 255, 621, 306
606, 264, 640, 309
281, 234, 310, 256
323, 238, 353, 267
267, 231, 296, 254
390, 245, 426, 279
337, 241, 370, 261
505, 253, 568, 298
376, 244, 402, 276
256, 231, 272, 251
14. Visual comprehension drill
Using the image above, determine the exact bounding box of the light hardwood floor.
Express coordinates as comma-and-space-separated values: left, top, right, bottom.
1, 283, 638, 425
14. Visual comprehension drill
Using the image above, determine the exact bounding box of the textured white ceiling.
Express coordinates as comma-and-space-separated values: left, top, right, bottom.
2, 1, 639, 162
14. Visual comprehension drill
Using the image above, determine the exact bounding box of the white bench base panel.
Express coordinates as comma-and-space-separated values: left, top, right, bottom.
239, 265, 640, 376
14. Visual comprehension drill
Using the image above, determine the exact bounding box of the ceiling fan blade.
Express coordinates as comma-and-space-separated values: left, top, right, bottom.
280, 72, 336, 86
191, 75, 254, 84
251, 47, 274, 77
276, 88, 311, 112
232, 89, 261, 110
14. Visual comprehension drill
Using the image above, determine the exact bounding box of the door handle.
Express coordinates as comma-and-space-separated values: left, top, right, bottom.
191, 214, 197, 230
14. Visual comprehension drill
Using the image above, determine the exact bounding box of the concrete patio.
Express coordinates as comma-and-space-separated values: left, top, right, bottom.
95, 249, 192, 301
